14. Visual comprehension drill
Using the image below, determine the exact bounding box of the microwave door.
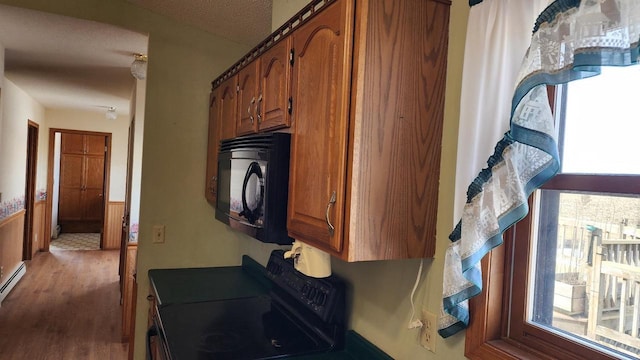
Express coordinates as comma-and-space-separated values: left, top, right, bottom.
239, 161, 264, 225
228, 157, 267, 228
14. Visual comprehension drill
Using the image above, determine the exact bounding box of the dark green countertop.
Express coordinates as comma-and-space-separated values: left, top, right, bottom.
294, 331, 393, 360
148, 255, 270, 306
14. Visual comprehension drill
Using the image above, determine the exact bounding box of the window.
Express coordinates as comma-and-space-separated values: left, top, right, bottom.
466, 66, 640, 360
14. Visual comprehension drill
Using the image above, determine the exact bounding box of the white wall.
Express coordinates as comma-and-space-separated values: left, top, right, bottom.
129, 78, 146, 238
0, 78, 46, 202
0, 42, 4, 87
52, 132, 60, 234
45, 108, 128, 201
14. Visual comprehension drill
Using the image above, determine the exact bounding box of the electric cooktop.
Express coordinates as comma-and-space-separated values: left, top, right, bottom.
151, 250, 345, 360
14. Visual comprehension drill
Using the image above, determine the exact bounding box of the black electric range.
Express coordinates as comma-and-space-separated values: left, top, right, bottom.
149, 250, 345, 360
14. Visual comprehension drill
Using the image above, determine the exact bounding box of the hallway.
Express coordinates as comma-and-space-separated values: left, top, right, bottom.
0, 249, 127, 359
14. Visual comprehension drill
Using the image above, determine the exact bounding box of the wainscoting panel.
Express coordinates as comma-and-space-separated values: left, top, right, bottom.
103, 202, 124, 250
0, 210, 26, 305
32, 200, 46, 256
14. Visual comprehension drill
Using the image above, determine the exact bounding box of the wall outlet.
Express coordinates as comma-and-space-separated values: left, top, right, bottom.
152, 225, 165, 243
420, 310, 437, 353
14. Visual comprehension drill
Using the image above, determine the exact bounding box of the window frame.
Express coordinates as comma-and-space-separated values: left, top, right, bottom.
464, 83, 640, 360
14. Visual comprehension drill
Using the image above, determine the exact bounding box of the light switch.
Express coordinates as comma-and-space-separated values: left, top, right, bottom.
152, 225, 165, 243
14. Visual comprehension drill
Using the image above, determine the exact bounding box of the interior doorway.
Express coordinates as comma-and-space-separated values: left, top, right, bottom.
44, 128, 112, 251
22, 120, 39, 260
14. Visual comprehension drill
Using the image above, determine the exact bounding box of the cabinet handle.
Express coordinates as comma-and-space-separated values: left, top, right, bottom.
256, 94, 263, 123
325, 191, 337, 236
248, 96, 256, 124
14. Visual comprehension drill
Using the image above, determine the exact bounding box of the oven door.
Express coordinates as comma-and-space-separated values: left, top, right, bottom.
147, 313, 171, 360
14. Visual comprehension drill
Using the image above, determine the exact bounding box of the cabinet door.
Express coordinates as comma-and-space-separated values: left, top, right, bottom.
61, 133, 84, 154
84, 155, 105, 221
237, 61, 259, 136
219, 75, 237, 140
205, 89, 220, 205
59, 153, 84, 221
84, 134, 105, 155
259, 37, 291, 131
287, 0, 353, 254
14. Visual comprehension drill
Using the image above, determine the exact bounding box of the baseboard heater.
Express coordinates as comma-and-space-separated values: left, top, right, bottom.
0, 262, 26, 307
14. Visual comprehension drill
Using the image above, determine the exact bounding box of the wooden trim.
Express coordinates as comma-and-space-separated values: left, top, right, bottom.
0, 210, 25, 293
542, 174, 640, 194
32, 200, 46, 256
23, 120, 39, 260
103, 202, 124, 250
121, 243, 137, 342
0, 209, 26, 227
45, 129, 55, 252
102, 135, 112, 248
212, 0, 338, 89
127, 276, 137, 360
466, 198, 625, 360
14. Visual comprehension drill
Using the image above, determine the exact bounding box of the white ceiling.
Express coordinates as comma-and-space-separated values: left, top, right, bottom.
0, 1, 273, 118
126, 0, 272, 47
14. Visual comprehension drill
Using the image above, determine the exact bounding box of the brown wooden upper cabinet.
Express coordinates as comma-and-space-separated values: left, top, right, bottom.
237, 38, 293, 136
258, 37, 292, 131
205, 89, 220, 205
219, 75, 237, 141
288, 0, 450, 261
286, 0, 351, 257
208, 0, 450, 261
236, 61, 260, 135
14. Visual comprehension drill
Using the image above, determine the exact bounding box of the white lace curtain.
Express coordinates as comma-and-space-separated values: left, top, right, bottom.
440, 0, 640, 337
452, 0, 550, 224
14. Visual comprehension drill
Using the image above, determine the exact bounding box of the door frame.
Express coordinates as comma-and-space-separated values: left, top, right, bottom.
119, 117, 135, 287
23, 120, 39, 260
44, 128, 112, 251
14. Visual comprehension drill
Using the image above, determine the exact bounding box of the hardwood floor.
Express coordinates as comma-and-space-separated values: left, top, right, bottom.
0, 249, 127, 359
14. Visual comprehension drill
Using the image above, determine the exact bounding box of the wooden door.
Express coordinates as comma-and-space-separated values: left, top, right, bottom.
205, 89, 220, 205
59, 153, 84, 221
219, 75, 237, 141
236, 61, 259, 136
287, 0, 353, 254
83, 135, 105, 222
23, 121, 39, 260
259, 37, 292, 131
58, 133, 106, 233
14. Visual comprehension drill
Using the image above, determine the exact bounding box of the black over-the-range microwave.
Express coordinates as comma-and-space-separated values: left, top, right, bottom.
215, 132, 294, 245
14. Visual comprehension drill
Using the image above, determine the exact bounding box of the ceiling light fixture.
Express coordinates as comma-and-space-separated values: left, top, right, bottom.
131, 53, 148, 80
106, 106, 117, 120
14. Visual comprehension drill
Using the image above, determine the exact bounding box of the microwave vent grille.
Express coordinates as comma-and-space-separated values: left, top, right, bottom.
219, 133, 289, 152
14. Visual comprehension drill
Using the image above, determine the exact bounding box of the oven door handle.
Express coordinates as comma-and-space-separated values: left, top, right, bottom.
147, 324, 159, 360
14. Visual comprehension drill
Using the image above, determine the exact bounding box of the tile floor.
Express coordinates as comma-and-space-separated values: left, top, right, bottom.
50, 232, 100, 251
